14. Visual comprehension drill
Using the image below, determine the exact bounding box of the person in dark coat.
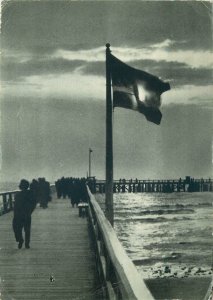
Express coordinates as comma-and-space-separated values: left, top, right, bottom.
13, 179, 36, 249
30, 179, 39, 204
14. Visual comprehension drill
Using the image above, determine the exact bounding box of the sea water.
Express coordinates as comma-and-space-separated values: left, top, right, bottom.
0, 182, 18, 193
97, 192, 213, 279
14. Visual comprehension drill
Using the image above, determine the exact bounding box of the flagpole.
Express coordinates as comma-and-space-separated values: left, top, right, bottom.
89, 148, 92, 177
105, 43, 114, 226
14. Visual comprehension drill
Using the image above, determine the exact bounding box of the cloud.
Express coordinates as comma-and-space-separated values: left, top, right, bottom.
2, 38, 212, 86
1, 57, 85, 81
150, 39, 175, 49
2, 52, 212, 89
2, 73, 105, 100
53, 47, 105, 63
162, 85, 213, 107
2, 68, 213, 111
2, 40, 212, 104
2, 1, 212, 55
81, 60, 213, 87
53, 44, 213, 68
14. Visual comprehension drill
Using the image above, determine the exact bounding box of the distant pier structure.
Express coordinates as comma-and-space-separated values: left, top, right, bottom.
89, 177, 213, 194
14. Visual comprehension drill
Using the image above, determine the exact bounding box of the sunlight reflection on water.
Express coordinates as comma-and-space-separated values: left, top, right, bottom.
97, 192, 213, 278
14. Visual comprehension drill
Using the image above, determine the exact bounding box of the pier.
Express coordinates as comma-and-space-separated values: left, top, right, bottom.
0, 189, 101, 299
0, 186, 154, 300
91, 177, 213, 194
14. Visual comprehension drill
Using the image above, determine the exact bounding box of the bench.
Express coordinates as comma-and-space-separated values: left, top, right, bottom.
78, 203, 89, 218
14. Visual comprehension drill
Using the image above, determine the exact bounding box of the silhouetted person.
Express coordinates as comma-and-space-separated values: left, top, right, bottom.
30, 179, 39, 204
38, 178, 50, 208
55, 179, 62, 198
13, 179, 36, 249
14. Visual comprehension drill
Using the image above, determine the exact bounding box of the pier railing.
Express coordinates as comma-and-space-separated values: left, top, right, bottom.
0, 185, 55, 216
91, 178, 213, 193
0, 190, 18, 215
87, 186, 154, 300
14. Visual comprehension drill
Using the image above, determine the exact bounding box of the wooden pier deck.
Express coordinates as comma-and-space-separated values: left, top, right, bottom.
0, 194, 101, 300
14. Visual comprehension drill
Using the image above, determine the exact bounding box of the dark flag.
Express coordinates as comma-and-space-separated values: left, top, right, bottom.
109, 53, 170, 125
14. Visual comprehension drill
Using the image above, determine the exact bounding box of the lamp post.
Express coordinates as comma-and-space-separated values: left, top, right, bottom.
89, 148, 93, 178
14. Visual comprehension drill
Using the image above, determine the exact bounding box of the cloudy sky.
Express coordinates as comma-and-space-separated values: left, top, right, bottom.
1, 1, 213, 182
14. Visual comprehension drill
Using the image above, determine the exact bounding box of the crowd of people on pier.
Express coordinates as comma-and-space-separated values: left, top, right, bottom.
55, 177, 90, 207
12, 175, 92, 249
30, 178, 51, 208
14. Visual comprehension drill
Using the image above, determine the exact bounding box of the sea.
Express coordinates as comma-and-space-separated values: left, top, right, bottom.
0, 182, 18, 192
96, 192, 213, 280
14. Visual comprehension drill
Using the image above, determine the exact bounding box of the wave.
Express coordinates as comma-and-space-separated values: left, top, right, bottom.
143, 241, 213, 250
115, 202, 212, 213
115, 216, 192, 223
133, 254, 182, 266
116, 208, 195, 216
173, 203, 213, 208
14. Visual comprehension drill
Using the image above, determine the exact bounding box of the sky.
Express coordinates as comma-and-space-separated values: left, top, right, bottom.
0, 0, 213, 182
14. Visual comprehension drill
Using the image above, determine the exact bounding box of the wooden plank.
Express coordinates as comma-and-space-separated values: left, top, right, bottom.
0, 194, 101, 300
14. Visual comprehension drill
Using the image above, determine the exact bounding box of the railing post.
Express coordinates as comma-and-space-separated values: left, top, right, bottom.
9, 194, 13, 211
3, 194, 8, 213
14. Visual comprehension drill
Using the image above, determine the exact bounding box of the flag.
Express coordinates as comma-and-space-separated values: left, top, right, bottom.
109, 53, 170, 125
